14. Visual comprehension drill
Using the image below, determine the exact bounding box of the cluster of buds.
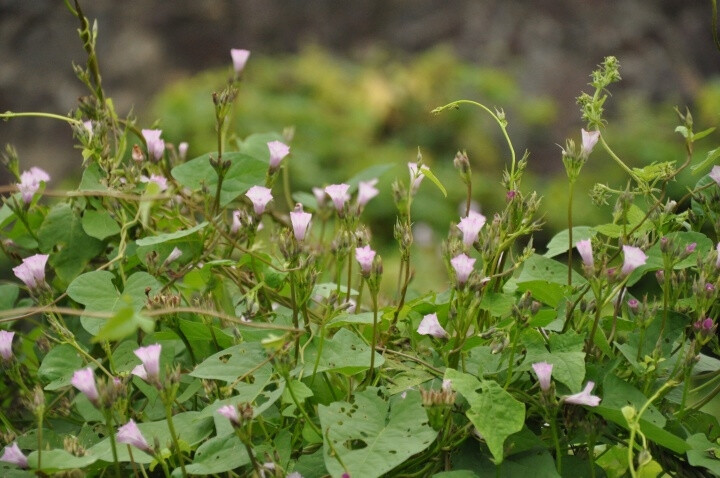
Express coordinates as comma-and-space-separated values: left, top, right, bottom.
577, 56, 621, 127
71, 368, 127, 410
693, 318, 717, 345
63, 435, 87, 457
146, 290, 182, 310
659, 237, 697, 263
561, 129, 600, 182
216, 402, 255, 428
421, 380, 456, 408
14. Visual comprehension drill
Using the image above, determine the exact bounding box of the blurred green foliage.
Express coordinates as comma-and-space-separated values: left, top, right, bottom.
152, 46, 719, 247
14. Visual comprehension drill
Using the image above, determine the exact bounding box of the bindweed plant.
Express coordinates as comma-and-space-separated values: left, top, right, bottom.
1, 3, 720, 477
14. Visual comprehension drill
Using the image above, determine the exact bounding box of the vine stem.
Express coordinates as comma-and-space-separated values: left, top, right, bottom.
0, 111, 83, 126
567, 179, 575, 287
163, 399, 188, 478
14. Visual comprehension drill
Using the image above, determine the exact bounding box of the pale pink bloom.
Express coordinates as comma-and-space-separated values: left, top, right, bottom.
355, 245, 376, 275
71, 367, 99, 404
0, 330, 14, 361
457, 211, 486, 248
716, 242, 720, 268
290, 205, 312, 241
344, 299, 357, 314
575, 239, 594, 267
12, 253, 49, 290
141, 129, 165, 161
17, 167, 50, 204
165, 247, 182, 264
417, 313, 448, 338
621, 246, 647, 275
131, 364, 148, 381
408, 162, 424, 192
0, 443, 28, 468
312, 187, 326, 206
564, 381, 601, 406
287, 472, 303, 478
230, 49, 250, 74
83, 120, 93, 136
580, 129, 600, 158
134, 344, 162, 381
267, 141, 290, 170
178, 142, 189, 160
441, 379, 452, 392
357, 179, 379, 207
711, 166, 720, 186
116, 419, 151, 453
245, 186, 273, 215
325, 184, 350, 212
217, 404, 240, 426
532, 362, 553, 392
231, 210, 243, 233
450, 253, 475, 285
140, 174, 168, 191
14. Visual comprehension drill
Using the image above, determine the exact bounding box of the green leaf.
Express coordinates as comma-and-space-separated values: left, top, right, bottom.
692, 126, 716, 142
327, 311, 374, 328
294, 328, 384, 376
601, 374, 665, 427
236, 132, 284, 161
135, 222, 207, 246
26, 449, 97, 473
319, 388, 437, 478
0, 284, 19, 311
183, 434, 250, 475
171, 152, 267, 207
523, 331, 585, 392
67, 271, 161, 336
347, 163, 394, 189
544, 227, 596, 258
592, 406, 689, 454
37, 344, 83, 390
420, 165, 447, 197
81, 209, 120, 240
478, 292, 515, 317
190, 342, 268, 383
516, 254, 585, 286
686, 434, 720, 476
93, 307, 154, 343
445, 369, 525, 463
516, 281, 568, 308
37, 203, 105, 283
78, 163, 108, 191
691, 147, 720, 175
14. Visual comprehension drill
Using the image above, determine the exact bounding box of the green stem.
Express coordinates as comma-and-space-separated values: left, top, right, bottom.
282, 162, 294, 210
163, 400, 188, 478
367, 290, 379, 384
567, 180, 575, 287
0, 111, 83, 126
105, 411, 122, 477
599, 136, 642, 184
37, 414, 43, 471
550, 415, 562, 474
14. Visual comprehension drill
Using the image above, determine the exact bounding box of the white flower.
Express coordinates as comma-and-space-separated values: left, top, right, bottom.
417, 313, 448, 338
580, 129, 600, 159
564, 381, 601, 407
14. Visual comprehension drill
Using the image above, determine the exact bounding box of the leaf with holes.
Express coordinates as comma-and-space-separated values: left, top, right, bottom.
183, 434, 250, 475
318, 388, 437, 478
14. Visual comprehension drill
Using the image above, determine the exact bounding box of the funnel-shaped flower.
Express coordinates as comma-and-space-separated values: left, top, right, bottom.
532, 362, 553, 392
140, 174, 168, 191
217, 404, 240, 426
245, 186, 273, 215
417, 313, 448, 338
325, 184, 350, 212
230, 49, 250, 75
17, 167, 50, 204
133, 344, 161, 382
178, 142, 189, 160
457, 211, 486, 248
621, 246, 647, 275
580, 129, 600, 159
0, 330, 14, 361
355, 245, 376, 275
71, 367, 99, 405
0, 443, 28, 469
564, 381, 601, 406
141, 129, 165, 161
289, 205, 312, 242
312, 187, 326, 206
267, 141, 290, 171
116, 419, 151, 453
575, 239, 594, 267
408, 162, 424, 192
450, 253, 475, 285
12, 254, 49, 290
357, 179, 379, 207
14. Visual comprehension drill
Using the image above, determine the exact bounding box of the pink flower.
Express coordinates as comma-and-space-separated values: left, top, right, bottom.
621, 246, 647, 275
131, 364, 148, 381
133, 344, 162, 382
325, 184, 350, 212
17, 167, 50, 204
450, 253, 475, 285
231, 210, 243, 233
116, 419, 151, 453
575, 239, 594, 267
532, 362, 553, 392
417, 313, 448, 338
408, 162, 424, 193
267, 141, 290, 171
580, 129, 600, 159
71, 367, 99, 405
12, 253, 49, 290
290, 205, 312, 242
0, 443, 28, 469
141, 129, 165, 161
457, 211, 486, 248
0, 330, 14, 361
564, 381, 601, 407
178, 142, 189, 160
312, 187, 326, 206
711, 165, 720, 186
216, 404, 240, 426
355, 245, 376, 275
245, 186, 273, 215
140, 174, 168, 191
357, 179, 379, 207
165, 247, 182, 264
83, 120, 93, 136
716, 243, 720, 268
442, 379, 452, 392
230, 49, 250, 75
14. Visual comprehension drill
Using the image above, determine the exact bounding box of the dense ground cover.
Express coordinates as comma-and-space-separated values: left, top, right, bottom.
1, 3, 720, 477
